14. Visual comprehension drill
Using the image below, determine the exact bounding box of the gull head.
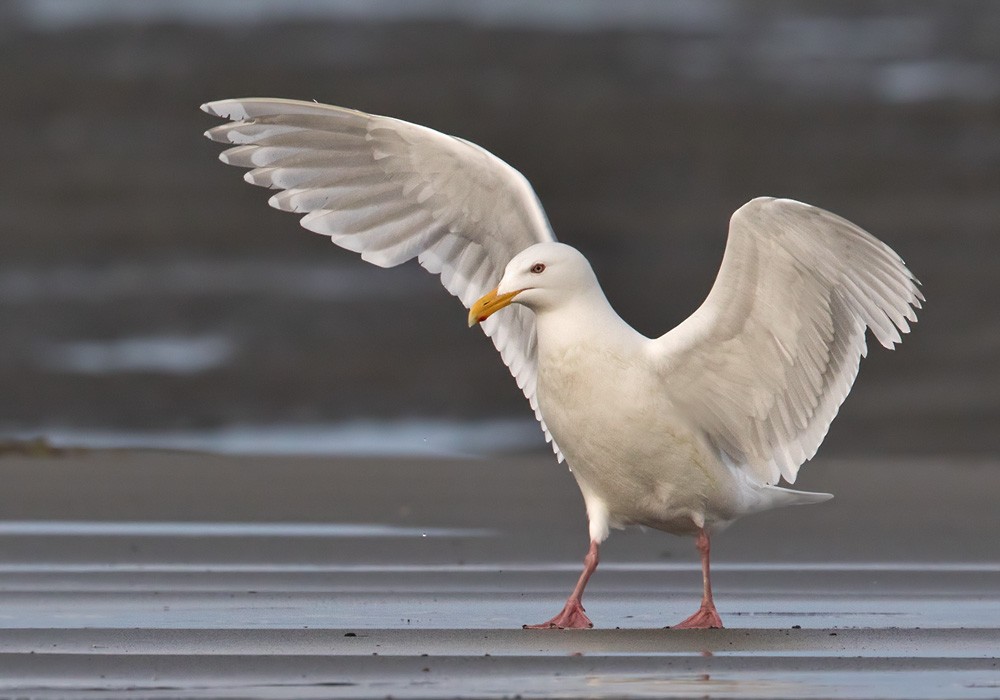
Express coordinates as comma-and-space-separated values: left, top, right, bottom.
468, 242, 597, 326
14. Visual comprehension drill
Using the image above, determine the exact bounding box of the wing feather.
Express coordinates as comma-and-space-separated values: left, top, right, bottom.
654, 197, 921, 486
203, 98, 563, 459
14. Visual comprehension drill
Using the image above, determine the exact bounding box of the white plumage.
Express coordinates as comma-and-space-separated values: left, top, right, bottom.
655, 199, 920, 487
203, 98, 922, 629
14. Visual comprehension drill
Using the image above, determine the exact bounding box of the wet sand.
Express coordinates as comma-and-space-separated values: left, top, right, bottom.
0, 451, 997, 698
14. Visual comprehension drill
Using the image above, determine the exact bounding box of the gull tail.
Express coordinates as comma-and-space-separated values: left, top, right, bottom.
760, 485, 833, 509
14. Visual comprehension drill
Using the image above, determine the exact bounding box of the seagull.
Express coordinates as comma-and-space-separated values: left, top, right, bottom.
202, 98, 922, 629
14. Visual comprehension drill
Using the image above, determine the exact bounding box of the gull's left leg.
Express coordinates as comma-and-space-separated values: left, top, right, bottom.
523, 539, 599, 629
672, 528, 724, 629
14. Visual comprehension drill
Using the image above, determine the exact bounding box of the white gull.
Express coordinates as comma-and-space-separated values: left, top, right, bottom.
202, 98, 922, 629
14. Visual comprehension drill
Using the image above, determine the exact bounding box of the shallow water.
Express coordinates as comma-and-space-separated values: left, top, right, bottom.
4, 418, 543, 456
0, 560, 996, 698
0, 559, 997, 632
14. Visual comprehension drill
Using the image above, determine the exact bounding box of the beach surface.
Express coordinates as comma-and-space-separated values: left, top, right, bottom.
0, 450, 996, 698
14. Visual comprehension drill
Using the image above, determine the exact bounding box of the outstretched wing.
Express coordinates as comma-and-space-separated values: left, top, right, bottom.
202, 98, 562, 458
653, 197, 922, 486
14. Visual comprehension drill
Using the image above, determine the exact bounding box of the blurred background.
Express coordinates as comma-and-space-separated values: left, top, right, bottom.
1, 0, 997, 457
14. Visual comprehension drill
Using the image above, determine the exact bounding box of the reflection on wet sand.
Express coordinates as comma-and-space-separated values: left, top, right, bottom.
0, 452, 997, 697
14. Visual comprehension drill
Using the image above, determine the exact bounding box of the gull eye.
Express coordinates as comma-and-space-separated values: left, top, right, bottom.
530, 263, 546, 274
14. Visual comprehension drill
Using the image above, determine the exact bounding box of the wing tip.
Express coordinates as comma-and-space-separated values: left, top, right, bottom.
201, 100, 236, 118
731, 196, 779, 225
735, 196, 812, 219
201, 98, 290, 120
267, 191, 295, 212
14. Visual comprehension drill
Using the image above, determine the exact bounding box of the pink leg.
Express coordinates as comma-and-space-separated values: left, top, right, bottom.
524, 540, 599, 629
672, 528, 724, 629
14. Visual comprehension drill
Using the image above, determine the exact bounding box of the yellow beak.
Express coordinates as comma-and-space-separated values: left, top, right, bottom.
467, 287, 523, 327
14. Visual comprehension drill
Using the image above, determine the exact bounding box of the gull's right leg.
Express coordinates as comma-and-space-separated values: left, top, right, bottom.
523, 539, 599, 629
